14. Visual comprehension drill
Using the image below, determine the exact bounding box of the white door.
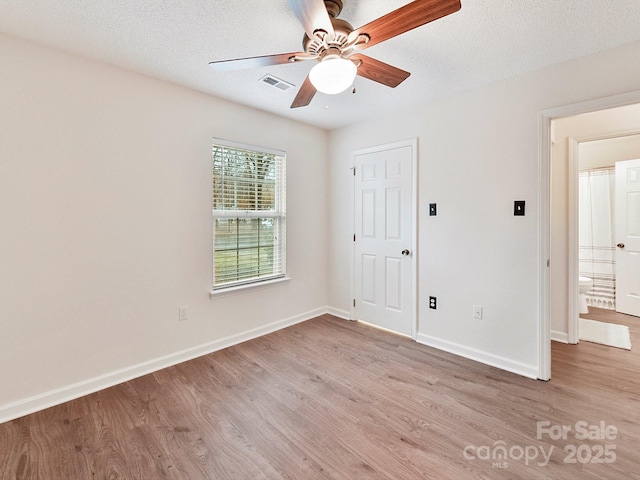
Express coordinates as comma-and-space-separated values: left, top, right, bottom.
353, 140, 415, 336
615, 159, 640, 317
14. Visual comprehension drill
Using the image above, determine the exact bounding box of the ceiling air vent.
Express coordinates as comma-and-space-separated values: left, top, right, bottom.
261, 75, 294, 91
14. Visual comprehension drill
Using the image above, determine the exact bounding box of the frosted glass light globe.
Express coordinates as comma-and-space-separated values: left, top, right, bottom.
309, 56, 357, 95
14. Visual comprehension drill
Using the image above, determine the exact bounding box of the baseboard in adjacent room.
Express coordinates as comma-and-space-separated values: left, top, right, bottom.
551, 329, 569, 344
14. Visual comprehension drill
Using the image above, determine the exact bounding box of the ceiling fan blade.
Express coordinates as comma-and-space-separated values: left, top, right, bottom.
352, 0, 461, 50
351, 54, 410, 88
291, 75, 317, 108
209, 52, 308, 72
288, 0, 335, 40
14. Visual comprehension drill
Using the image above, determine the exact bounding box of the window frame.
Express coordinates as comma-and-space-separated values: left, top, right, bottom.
210, 138, 287, 294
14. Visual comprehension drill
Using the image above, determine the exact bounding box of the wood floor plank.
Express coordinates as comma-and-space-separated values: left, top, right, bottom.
0, 416, 31, 479
1, 313, 639, 479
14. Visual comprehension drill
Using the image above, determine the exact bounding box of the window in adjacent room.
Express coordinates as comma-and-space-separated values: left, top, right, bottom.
211, 139, 286, 291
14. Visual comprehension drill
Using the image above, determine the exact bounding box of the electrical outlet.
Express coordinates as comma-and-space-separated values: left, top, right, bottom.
178, 305, 189, 321
429, 296, 437, 310
473, 305, 483, 319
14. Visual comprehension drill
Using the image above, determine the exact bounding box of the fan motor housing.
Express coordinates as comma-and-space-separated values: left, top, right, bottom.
302, 17, 354, 56
324, 0, 343, 18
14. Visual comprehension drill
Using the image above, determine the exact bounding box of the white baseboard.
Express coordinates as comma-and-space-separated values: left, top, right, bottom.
0, 306, 327, 424
325, 306, 351, 320
551, 329, 569, 344
416, 333, 539, 380
1, 307, 543, 423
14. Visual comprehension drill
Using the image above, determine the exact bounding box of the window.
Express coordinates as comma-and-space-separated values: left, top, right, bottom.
212, 139, 286, 290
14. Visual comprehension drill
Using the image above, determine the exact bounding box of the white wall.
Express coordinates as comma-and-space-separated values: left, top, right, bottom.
328, 40, 640, 378
550, 105, 640, 340
0, 33, 329, 421
579, 133, 640, 170
4, 31, 640, 422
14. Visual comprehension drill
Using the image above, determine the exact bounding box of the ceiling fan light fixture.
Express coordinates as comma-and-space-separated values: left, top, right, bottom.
309, 55, 357, 95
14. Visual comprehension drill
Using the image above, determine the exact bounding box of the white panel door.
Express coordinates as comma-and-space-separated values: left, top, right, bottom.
615, 159, 640, 317
354, 142, 414, 336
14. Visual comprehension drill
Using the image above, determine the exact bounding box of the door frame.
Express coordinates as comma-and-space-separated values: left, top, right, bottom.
349, 138, 418, 339
539, 89, 640, 380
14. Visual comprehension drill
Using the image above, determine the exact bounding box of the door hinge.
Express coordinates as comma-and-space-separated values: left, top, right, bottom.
353, 298, 356, 307
353, 167, 356, 176
353, 233, 356, 241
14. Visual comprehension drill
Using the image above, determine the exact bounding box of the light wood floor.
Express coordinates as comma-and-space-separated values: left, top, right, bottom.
1, 314, 639, 479
580, 305, 640, 332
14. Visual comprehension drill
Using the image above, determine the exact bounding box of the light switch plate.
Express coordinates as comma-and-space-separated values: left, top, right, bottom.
514, 200, 525, 216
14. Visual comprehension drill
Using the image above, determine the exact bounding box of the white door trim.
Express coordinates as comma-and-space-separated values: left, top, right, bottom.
350, 138, 418, 339
539, 89, 640, 381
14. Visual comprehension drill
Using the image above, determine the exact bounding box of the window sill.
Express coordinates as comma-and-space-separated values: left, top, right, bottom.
209, 276, 291, 299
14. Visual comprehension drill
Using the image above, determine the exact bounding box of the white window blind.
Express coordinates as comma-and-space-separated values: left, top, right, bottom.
212, 140, 286, 289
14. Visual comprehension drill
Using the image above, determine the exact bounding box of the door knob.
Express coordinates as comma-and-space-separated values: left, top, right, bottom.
617, 243, 625, 248
401, 249, 411, 256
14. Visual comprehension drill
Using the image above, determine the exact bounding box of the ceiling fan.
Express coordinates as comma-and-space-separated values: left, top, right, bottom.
209, 0, 461, 108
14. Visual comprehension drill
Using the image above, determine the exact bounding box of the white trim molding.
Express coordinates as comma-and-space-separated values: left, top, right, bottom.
538, 110, 552, 381
551, 330, 569, 344
325, 306, 351, 320
416, 333, 539, 380
0, 306, 328, 424
209, 276, 291, 299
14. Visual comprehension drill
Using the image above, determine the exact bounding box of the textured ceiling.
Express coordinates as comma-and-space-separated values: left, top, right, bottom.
1, 1, 640, 129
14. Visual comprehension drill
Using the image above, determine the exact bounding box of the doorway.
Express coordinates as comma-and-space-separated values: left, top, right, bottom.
541, 93, 640, 379
350, 139, 417, 338
561, 128, 640, 343
564, 131, 640, 344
